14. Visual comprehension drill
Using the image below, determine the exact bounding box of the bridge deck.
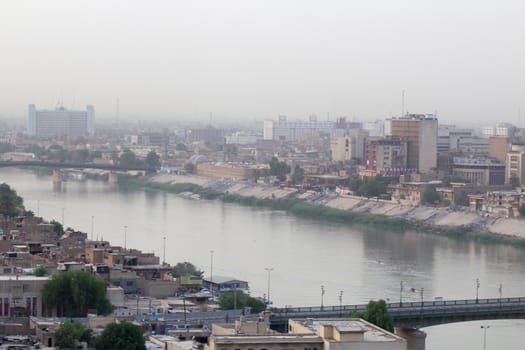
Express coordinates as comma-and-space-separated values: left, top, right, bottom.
269, 297, 525, 327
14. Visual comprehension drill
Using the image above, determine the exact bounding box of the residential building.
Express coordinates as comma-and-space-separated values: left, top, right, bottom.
28, 104, 95, 137
263, 115, 335, 142
0, 276, 48, 317
388, 180, 442, 206
484, 191, 522, 218
330, 132, 366, 163
365, 137, 407, 170
385, 114, 438, 173
505, 145, 525, 185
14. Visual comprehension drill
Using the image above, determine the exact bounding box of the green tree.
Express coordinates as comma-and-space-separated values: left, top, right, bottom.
359, 175, 387, 198
41, 270, 112, 317
94, 321, 146, 350
119, 149, 138, 167
510, 175, 520, 188
172, 261, 203, 277
0, 142, 13, 154
54, 321, 92, 349
269, 157, 291, 182
350, 299, 394, 333
184, 162, 195, 174
520, 203, 525, 217
71, 149, 91, 163
34, 265, 48, 277
47, 144, 68, 162
145, 150, 161, 168
23, 144, 47, 159
0, 183, 25, 217
292, 165, 305, 184
422, 187, 440, 205
348, 175, 363, 194
175, 143, 187, 151
219, 291, 266, 313
50, 219, 64, 236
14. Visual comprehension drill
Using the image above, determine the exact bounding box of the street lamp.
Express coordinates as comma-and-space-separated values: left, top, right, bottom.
480, 325, 490, 350
476, 278, 480, 303
420, 288, 424, 306
210, 250, 214, 298
162, 236, 166, 265
321, 285, 325, 310
499, 283, 503, 301
400, 281, 404, 306
339, 290, 343, 316
91, 216, 94, 241
265, 267, 274, 305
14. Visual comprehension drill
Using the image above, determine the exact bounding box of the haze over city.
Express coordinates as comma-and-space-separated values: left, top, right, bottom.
1, 0, 524, 124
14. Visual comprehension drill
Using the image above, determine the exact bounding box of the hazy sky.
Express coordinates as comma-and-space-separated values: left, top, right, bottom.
1, 0, 524, 124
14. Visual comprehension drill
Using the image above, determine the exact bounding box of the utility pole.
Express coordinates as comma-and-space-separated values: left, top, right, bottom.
124, 225, 128, 250
91, 216, 94, 241
210, 250, 214, 299
400, 281, 404, 307
162, 236, 166, 265
321, 285, 325, 310
265, 267, 274, 305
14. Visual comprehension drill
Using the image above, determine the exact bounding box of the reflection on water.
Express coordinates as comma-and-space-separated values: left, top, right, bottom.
2, 168, 525, 349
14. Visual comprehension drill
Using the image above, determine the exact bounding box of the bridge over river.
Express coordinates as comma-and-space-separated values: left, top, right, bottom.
268, 297, 525, 328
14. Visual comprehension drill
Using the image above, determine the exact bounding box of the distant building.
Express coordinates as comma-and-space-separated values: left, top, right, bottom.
505, 144, 525, 185
365, 137, 407, 170
28, 104, 94, 138
385, 114, 438, 173
489, 137, 510, 163
437, 125, 475, 154
452, 157, 505, 186
263, 115, 335, 142
186, 127, 223, 144
482, 123, 516, 138
330, 132, 366, 163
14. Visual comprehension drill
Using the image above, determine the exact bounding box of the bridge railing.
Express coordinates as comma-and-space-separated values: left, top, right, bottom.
269, 297, 525, 316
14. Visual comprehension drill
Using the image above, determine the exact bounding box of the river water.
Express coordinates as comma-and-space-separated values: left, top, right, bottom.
1, 168, 524, 349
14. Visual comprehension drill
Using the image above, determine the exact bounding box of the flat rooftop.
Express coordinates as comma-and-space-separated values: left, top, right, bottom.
293, 319, 402, 342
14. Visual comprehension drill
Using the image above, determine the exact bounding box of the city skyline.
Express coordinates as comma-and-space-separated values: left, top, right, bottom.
0, 1, 524, 124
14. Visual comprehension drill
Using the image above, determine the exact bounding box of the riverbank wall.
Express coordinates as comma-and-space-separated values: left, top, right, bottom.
129, 173, 525, 244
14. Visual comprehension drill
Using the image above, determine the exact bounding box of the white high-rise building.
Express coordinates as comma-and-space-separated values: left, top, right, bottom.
263, 115, 335, 142
28, 104, 95, 138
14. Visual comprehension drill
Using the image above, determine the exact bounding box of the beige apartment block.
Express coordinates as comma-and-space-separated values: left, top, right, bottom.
387, 114, 437, 174
206, 319, 405, 350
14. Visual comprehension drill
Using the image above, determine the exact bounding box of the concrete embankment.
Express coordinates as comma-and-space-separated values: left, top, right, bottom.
149, 173, 525, 240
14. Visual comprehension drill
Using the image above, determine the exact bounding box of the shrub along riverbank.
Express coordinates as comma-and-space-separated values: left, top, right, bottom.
117, 175, 525, 248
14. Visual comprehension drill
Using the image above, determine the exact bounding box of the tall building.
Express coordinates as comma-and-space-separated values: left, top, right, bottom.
386, 114, 438, 173
263, 115, 335, 142
506, 144, 525, 186
330, 130, 366, 162
28, 104, 95, 138
366, 137, 407, 170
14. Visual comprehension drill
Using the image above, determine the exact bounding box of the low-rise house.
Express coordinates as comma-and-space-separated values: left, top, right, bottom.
203, 276, 249, 294
388, 180, 442, 206
0, 276, 49, 318
484, 191, 522, 218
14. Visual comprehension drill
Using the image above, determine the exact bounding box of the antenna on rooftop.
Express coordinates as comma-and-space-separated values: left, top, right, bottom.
401, 89, 405, 118
116, 98, 120, 128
